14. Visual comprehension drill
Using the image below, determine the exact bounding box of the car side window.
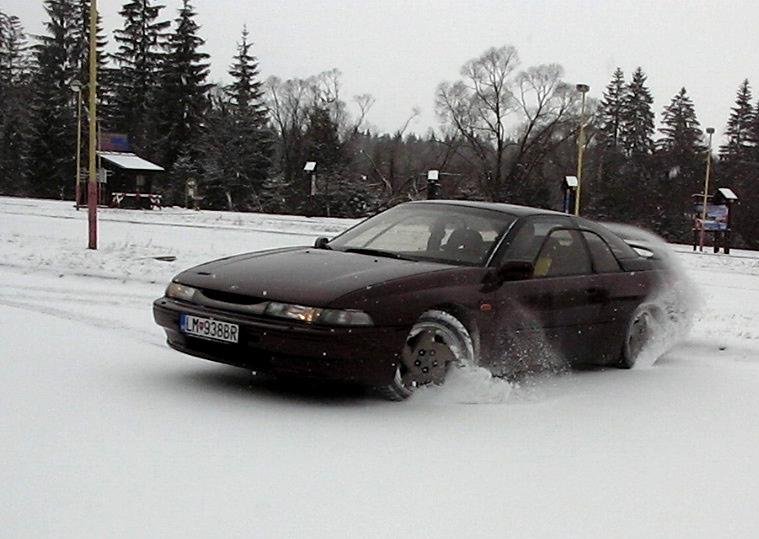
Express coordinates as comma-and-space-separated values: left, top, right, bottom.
498, 215, 573, 264
582, 231, 621, 273
533, 229, 591, 278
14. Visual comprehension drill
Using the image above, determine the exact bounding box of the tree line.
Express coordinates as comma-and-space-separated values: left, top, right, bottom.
1, 1, 757, 247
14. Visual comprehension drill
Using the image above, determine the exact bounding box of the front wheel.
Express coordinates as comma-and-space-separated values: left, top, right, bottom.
377, 310, 474, 401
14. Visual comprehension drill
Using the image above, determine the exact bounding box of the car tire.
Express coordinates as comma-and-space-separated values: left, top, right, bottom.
619, 304, 661, 369
377, 310, 475, 401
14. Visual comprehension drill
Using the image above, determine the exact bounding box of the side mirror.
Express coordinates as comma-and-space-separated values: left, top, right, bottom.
314, 237, 331, 249
497, 260, 534, 281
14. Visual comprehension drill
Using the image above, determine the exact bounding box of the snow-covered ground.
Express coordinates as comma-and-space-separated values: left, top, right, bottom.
2, 196, 759, 538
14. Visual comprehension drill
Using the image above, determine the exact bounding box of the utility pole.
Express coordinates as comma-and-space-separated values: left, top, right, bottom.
574, 83, 590, 216
87, 0, 98, 249
71, 81, 83, 209
699, 127, 715, 252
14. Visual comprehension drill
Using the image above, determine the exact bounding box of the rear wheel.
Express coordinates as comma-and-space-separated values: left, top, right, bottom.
377, 310, 474, 401
619, 304, 661, 368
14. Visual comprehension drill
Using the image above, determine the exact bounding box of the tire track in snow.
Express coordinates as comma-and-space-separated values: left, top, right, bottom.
0, 282, 158, 303
0, 295, 165, 348
0, 208, 341, 238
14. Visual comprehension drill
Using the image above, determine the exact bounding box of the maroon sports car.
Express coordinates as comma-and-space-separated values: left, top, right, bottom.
153, 201, 672, 400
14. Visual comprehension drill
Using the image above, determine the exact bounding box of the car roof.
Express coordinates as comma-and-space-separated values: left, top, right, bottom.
406, 199, 570, 218
407, 200, 640, 260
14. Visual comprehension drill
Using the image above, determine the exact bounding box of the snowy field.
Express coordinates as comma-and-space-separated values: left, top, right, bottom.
2, 196, 759, 538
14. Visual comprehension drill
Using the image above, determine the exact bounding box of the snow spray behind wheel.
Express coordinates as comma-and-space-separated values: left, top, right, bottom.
602, 223, 697, 367
414, 301, 568, 405
415, 302, 567, 405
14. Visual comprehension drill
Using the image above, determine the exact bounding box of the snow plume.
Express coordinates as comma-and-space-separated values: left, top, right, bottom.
603, 223, 698, 367
414, 303, 566, 405
486, 299, 570, 381
414, 363, 513, 405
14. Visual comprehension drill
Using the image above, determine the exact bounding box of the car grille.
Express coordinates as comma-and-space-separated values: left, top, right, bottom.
199, 288, 266, 305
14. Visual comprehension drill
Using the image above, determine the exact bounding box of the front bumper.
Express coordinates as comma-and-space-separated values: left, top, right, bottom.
153, 297, 408, 386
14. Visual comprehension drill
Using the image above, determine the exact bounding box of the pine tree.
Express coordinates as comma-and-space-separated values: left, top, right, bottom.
26, 0, 110, 199
655, 87, 706, 239
588, 68, 629, 222
27, 0, 78, 199
153, 0, 210, 177
598, 67, 626, 148
719, 79, 755, 161
227, 26, 265, 119
719, 81, 759, 249
0, 11, 30, 87
302, 106, 344, 215
659, 87, 704, 157
620, 67, 655, 157
111, 0, 169, 150
70, 1, 110, 122
201, 28, 271, 211
0, 11, 32, 194
305, 106, 343, 168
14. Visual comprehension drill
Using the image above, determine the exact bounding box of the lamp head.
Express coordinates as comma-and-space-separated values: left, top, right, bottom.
70, 80, 82, 92
706, 127, 715, 135
576, 83, 590, 94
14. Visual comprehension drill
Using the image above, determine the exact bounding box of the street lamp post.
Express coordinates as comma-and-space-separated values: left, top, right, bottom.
304, 161, 317, 214
427, 170, 440, 200
699, 127, 715, 252
70, 81, 83, 210
87, 0, 98, 249
574, 83, 590, 216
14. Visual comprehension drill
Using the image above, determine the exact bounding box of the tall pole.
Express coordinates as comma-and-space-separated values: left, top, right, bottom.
699, 127, 715, 252
87, 0, 98, 249
71, 83, 82, 209
574, 83, 590, 216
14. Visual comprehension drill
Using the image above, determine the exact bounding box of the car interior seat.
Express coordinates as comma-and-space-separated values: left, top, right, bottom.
443, 228, 485, 262
534, 236, 560, 277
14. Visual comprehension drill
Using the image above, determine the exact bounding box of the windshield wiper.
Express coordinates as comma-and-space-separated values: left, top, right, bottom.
342, 247, 415, 261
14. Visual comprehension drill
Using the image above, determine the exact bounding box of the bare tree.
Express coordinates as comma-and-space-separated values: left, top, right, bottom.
435, 46, 518, 199
435, 45, 579, 201
265, 75, 313, 181
350, 93, 375, 135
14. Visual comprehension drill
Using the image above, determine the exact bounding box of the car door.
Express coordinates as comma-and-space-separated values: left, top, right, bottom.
529, 228, 599, 365
485, 217, 598, 373
579, 230, 639, 365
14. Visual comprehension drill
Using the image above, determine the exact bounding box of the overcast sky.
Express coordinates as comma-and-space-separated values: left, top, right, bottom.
6, 0, 759, 138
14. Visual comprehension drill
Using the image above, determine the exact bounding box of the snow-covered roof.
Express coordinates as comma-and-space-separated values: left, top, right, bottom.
717, 188, 738, 201
98, 151, 164, 172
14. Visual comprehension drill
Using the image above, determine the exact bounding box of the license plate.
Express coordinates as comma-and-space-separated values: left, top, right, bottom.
180, 314, 239, 344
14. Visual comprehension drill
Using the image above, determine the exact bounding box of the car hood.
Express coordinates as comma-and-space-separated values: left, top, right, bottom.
175, 247, 451, 307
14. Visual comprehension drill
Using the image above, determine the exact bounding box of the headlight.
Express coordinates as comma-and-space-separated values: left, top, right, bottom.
265, 302, 322, 323
264, 302, 373, 326
165, 282, 198, 302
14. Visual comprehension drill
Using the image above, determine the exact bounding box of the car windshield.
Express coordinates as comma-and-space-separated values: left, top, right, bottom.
328, 203, 517, 266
